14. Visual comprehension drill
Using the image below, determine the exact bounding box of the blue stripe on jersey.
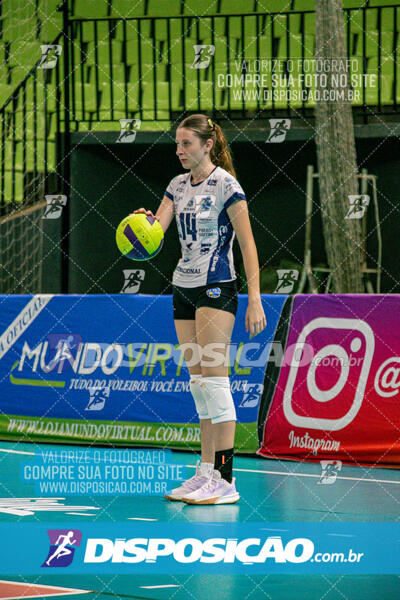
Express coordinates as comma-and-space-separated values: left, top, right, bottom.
165, 190, 174, 201
225, 192, 246, 210
206, 207, 234, 284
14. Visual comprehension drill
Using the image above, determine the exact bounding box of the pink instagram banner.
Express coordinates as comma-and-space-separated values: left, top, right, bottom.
258, 294, 400, 466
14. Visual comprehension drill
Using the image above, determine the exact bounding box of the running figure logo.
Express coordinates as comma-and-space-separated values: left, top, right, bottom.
318, 460, 342, 485
239, 383, 264, 408
275, 269, 299, 293
345, 195, 370, 219
85, 387, 110, 411
38, 44, 62, 69
44, 333, 82, 372
42, 195, 67, 219
191, 45, 215, 69
42, 530, 82, 567
120, 269, 145, 293
116, 118, 141, 143
266, 119, 291, 143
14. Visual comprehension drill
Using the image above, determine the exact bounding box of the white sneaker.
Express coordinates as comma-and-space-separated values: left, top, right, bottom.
164, 460, 213, 501
182, 469, 240, 505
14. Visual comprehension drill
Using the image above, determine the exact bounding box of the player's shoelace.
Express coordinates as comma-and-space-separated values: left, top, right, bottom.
199, 473, 221, 493
184, 462, 211, 490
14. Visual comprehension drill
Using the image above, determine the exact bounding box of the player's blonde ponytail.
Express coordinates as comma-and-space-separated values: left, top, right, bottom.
177, 114, 237, 179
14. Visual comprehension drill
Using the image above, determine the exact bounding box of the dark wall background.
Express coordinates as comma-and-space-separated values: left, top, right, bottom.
41, 207, 62, 293
65, 134, 400, 294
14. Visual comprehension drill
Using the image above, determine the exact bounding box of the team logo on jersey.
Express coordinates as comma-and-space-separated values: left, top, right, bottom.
196, 194, 216, 218
201, 197, 212, 210
206, 287, 221, 298
183, 197, 195, 211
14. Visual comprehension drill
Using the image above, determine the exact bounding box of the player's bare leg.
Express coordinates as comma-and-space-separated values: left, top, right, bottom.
181, 307, 239, 505
164, 319, 215, 501
174, 319, 214, 462
195, 306, 236, 451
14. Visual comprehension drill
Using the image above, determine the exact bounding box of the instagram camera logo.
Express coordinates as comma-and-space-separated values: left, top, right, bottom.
283, 318, 374, 431
42, 529, 82, 567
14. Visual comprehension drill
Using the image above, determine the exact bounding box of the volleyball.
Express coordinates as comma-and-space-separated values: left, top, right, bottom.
116, 213, 164, 261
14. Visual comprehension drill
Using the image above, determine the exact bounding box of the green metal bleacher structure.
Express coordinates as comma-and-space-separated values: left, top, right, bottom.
0, 0, 399, 206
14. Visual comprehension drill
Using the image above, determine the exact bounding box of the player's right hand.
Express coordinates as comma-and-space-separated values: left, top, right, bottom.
132, 208, 160, 220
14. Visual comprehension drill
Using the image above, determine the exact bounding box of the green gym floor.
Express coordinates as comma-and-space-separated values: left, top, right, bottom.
0, 440, 399, 599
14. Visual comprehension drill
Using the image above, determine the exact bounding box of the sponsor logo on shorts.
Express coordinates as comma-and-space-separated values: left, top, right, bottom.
206, 287, 221, 298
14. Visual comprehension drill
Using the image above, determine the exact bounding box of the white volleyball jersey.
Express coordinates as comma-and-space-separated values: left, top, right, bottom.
164, 166, 247, 288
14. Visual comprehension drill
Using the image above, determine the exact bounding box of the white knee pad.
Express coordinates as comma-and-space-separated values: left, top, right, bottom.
201, 376, 236, 424
189, 375, 210, 420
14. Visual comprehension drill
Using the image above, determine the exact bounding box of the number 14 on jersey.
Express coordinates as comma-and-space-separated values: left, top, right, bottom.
179, 213, 197, 241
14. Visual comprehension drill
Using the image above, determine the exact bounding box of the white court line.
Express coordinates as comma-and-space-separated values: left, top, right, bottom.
128, 517, 158, 521
66, 512, 97, 516
0, 448, 35, 455
187, 464, 400, 485
140, 585, 181, 589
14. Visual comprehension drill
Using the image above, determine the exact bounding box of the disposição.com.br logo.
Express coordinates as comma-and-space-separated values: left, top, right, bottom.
42, 529, 82, 567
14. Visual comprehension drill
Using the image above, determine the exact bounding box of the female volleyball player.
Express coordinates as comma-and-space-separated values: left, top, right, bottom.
133, 114, 266, 505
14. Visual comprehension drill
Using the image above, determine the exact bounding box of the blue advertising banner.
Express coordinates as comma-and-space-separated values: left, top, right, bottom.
0, 294, 287, 452
0, 521, 397, 575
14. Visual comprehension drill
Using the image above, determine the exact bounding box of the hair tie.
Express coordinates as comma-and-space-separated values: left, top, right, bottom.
207, 117, 215, 130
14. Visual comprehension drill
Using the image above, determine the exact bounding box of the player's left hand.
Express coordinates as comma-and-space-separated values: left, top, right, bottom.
131, 208, 160, 221
245, 298, 267, 339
